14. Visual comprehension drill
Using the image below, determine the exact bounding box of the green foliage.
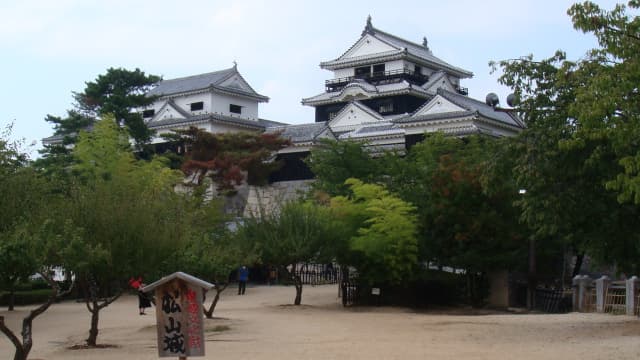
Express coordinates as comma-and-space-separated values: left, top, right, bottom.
491, 1, 640, 273
63, 118, 216, 280
74, 67, 161, 146
235, 201, 333, 304
385, 134, 526, 275
176, 230, 245, 285
239, 201, 334, 267
330, 179, 418, 286
307, 139, 382, 197
0, 126, 51, 307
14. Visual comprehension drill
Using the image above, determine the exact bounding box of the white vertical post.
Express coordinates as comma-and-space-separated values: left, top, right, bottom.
626, 276, 639, 316
572, 275, 582, 311
595, 275, 610, 313
573, 275, 591, 312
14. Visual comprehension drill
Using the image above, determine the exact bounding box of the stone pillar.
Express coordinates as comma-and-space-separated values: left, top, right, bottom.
572, 275, 591, 312
626, 276, 639, 316
595, 275, 611, 313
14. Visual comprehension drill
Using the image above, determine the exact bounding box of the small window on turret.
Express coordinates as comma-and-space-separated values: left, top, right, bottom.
414, 65, 422, 75
190, 102, 204, 111
372, 64, 385, 75
142, 109, 155, 118
230, 104, 242, 114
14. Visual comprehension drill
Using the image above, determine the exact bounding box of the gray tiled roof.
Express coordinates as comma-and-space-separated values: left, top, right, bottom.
371, 27, 472, 77
339, 123, 404, 139
147, 66, 269, 101
436, 89, 523, 128
394, 110, 476, 124
149, 113, 286, 131
321, 20, 472, 78
266, 122, 329, 143
302, 80, 430, 105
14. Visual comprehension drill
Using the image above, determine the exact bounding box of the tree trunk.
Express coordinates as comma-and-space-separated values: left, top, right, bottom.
8, 285, 15, 311
86, 302, 99, 347
82, 276, 122, 347
203, 283, 228, 319
293, 275, 303, 305
0, 272, 72, 360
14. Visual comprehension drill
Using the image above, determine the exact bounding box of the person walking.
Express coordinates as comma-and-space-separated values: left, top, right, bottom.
129, 277, 151, 315
238, 266, 249, 295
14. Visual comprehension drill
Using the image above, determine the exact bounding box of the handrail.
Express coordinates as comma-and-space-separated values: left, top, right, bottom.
325, 68, 428, 86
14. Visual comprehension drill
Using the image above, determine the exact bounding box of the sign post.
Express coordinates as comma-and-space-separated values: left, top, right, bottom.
142, 272, 215, 359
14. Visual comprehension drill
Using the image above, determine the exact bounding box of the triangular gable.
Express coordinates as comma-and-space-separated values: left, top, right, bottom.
315, 126, 335, 141
329, 102, 384, 132
422, 73, 456, 94
218, 73, 256, 93
341, 33, 399, 59
412, 95, 467, 117
149, 101, 187, 123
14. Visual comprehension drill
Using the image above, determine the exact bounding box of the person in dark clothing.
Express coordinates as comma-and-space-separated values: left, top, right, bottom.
129, 277, 151, 315
238, 266, 249, 295
138, 284, 151, 315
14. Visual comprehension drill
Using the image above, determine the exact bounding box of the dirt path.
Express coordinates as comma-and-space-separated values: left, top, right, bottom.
2, 284, 640, 359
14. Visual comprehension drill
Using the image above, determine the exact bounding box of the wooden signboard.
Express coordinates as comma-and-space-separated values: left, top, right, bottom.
142, 272, 214, 359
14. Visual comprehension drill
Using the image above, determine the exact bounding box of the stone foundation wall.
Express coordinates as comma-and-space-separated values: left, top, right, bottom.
243, 180, 313, 217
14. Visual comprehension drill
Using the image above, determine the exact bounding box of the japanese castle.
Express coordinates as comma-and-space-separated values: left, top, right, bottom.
43, 17, 524, 212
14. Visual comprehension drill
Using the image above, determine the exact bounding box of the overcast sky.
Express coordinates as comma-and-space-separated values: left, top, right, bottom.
0, 0, 623, 157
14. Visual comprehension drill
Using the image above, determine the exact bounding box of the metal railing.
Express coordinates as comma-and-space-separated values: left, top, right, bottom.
604, 286, 626, 314
325, 69, 429, 91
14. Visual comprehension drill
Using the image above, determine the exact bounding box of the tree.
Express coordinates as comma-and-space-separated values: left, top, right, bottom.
566, 1, 640, 204
177, 230, 250, 318
74, 67, 161, 147
353, 134, 525, 305
235, 201, 334, 305
491, 1, 640, 274
0, 125, 45, 311
307, 138, 383, 197
0, 126, 74, 360
172, 127, 291, 193
62, 118, 222, 346
329, 179, 419, 287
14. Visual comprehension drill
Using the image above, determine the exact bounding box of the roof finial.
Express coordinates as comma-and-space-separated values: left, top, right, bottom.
232, 60, 238, 70
422, 36, 431, 54
362, 15, 374, 36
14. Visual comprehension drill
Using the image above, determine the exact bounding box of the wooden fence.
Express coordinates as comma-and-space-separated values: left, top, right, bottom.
295, 263, 341, 285
573, 275, 640, 315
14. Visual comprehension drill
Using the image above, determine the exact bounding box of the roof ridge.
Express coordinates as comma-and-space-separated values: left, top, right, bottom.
439, 88, 488, 109
371, 26, 425, 50
269, 122, 326, 129
159, 67, 236, 83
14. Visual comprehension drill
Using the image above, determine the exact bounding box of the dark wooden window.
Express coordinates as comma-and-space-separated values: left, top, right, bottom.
142, 109, 155, 118
355, 66, 370, 77
229, 104, 242, 114
190, 102, 204, 111
372, 63, 385, 75
378, 99, 394, 114
414, 65, 422, 75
